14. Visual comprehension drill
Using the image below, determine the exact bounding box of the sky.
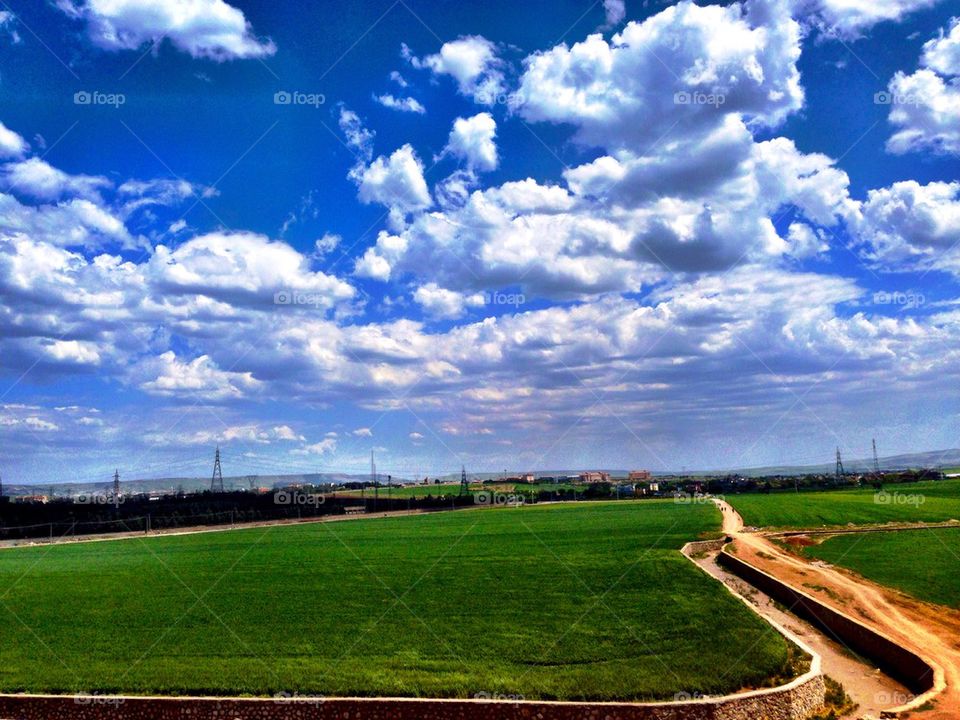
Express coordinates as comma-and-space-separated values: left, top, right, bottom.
0, 0, 959, 485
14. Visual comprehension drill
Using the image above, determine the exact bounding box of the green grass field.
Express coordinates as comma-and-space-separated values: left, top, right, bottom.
0, 501, 794, 700
333, 483, 465, 499
800, 527, 960, 608
727, 480, 960, 529
334, 482, 581, 499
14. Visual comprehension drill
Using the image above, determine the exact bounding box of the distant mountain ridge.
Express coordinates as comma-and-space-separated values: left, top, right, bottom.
3, 473, 374, 498
708, 447, 960, 478
4, 448, 958, 495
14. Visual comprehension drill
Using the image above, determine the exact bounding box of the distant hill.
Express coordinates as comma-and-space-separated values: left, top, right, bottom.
4, 448, 959, 497
2, 472, 375, 499
705, 448, 960, 478
396, 449, 960, 482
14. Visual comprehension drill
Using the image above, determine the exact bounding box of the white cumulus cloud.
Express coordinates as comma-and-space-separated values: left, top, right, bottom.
138, 351, 263, 401
0, 121, 28, 159
518, 0, 804, 152
796, 0, 943, 37
413, 283, 486, 319
405, 35, 505, 105
855, 180, 960, 275
884, 18, 960, 155
375, 94, 426, 114
353, 144, 432, 214
56, 0, 276, 60
444, 113, 498, 172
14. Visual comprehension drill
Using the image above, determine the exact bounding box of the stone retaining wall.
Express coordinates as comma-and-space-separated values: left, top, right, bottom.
717, 549, 935, 695
680, 538, 728, 556
0, 682, 826, 720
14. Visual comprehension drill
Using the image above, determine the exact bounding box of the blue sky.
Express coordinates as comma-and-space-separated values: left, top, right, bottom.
1, 0, 959, 485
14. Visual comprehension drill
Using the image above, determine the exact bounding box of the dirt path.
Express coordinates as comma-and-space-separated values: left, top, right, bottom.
689, 546, 910, 718
716, 499, 960, 719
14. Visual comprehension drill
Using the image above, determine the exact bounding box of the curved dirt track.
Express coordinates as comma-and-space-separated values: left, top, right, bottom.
716, 499, 960, 719
687, 546, 910, 717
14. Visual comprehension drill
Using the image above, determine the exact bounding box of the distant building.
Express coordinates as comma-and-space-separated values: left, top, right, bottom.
521, 473, 536, 484
628, 470, 652, 481
579, 471, 610, 483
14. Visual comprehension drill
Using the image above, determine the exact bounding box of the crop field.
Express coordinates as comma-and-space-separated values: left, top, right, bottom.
801, 527, 960, 608
727, 480, 960, 529
332, 483, 466, 499
334, 481, 582, 499
0, 501, 793, 700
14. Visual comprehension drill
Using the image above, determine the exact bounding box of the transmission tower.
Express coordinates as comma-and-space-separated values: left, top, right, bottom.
211, 447, 224, 492
460, 465, 469, 496
872, 438, 880, 474
113, 469, 120, 509
835, 447, 845, 482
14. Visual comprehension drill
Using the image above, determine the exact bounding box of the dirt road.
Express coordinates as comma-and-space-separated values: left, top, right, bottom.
716, 498, 960, 719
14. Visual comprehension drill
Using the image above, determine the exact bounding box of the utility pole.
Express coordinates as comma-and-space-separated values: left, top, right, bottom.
460, 465, 469, 496
211, 446, 224, 493
872, 438, 880, 474
835, 447, 845, 483
113, 469, 120, 510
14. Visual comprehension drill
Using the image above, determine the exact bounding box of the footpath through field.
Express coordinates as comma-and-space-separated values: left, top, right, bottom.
716, 498, 960, 720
